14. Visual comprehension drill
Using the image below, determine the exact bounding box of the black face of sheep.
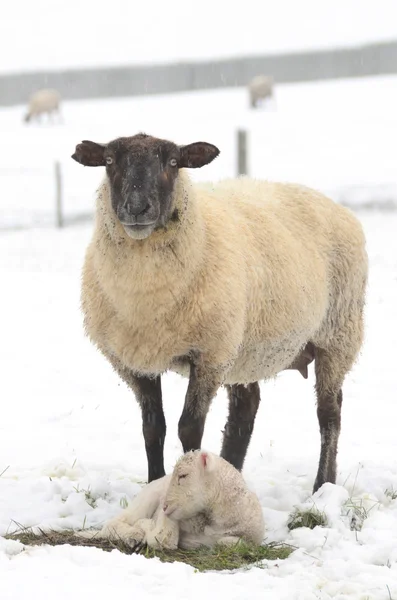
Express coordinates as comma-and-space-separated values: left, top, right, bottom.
71, 133, 220, 240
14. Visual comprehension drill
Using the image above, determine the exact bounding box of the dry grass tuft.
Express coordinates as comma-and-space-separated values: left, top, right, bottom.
6, 528, 293, 572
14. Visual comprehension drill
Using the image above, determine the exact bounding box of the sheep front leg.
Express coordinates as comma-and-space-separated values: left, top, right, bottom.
145, 512, 179, 550
134, 375, 166, 483
108, 358, 166, 482
116, 513, 178, 550
178, 359, 222, 453
221, 383, 261, 471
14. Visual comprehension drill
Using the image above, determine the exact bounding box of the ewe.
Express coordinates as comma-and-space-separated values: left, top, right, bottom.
248, 75, 274, 108
72, 132, 368, 494
24, 88, 61, 124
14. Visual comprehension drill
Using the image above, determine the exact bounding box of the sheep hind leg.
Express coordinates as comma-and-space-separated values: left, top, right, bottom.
220, 382, 261, 471
313, 345, 351, 494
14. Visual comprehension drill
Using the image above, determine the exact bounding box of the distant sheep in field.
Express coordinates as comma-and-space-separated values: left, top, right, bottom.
24, 88, 62, 124
248, 75, 274, 108
71, 132, 368, 495
80, 450, 265, 550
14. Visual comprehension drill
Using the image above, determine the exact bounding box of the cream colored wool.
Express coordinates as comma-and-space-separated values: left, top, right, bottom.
249, 75, 274, 107
81, 171, 367, 389
80, 450, 265, 550
24, 88, 61, 121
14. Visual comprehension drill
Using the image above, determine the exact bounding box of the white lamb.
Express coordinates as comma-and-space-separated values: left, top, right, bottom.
80, 450, 265, 550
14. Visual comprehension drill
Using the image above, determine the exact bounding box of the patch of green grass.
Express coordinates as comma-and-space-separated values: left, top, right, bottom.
344, 495, 380, 532
385, 487, 397, 501
287, 507, 327, 531
6, 529, 292, 572
141, 540, 292, 572
72, 484, 101, 509
119, 496, 129, 509
344, 498, 369, 531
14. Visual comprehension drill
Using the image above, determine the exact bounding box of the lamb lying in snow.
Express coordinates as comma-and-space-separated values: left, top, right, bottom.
79, 450, 265, 550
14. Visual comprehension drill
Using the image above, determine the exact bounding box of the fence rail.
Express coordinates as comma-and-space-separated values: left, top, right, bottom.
1, 39, 397, 106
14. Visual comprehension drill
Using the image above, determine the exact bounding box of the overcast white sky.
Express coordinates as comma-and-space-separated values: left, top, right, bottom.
1, 0, 396, 73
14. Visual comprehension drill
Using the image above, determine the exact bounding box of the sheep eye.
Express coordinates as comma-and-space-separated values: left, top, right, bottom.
169, 158, 178, 167
178, 473, 188, 480
106, 156, 113, 165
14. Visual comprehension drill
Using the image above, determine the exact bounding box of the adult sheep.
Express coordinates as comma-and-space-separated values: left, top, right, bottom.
24, 88, 61, 124
71, 132, 368, 494
79, 450, 265, 550
248, 75, 274, 108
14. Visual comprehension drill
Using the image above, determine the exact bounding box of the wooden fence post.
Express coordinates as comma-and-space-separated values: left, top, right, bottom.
54, 161, 63, 228
237, 129, 248, 177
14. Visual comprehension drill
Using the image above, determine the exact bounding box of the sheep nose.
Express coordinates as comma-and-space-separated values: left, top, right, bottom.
163, 503, 168, 512
126, 201, 148, 217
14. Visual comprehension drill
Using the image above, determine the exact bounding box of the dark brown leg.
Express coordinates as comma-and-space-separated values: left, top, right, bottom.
314, 389, 343, 493
178, 359, 221, 453
221, 382, 261, 471
136, 376, 166, 482
109, 359, 166, 483
313, 347, 344, 494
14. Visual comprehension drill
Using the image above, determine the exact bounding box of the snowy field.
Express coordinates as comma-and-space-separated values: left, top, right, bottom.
1, 0, 397, 73
1, 74, 397, 230
1, 75, 397, 599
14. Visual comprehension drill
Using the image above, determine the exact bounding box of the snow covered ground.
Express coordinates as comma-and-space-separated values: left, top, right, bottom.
1, 75, 397, 598
1, 0, 397, 73
1, 74, 397, 230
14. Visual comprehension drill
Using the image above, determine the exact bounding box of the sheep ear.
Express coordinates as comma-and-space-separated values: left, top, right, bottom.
179, 142, 220, 169
71, 140, 106, 167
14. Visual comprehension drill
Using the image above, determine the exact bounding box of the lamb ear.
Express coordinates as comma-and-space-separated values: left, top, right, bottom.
71, 140, 107, 167
199, 451, 214, 471
179, 142, 220, 169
